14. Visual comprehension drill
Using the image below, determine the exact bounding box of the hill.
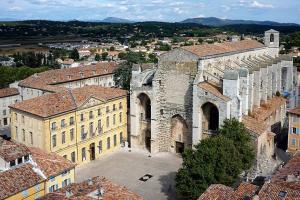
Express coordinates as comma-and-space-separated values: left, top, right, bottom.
181, 17, 299, 27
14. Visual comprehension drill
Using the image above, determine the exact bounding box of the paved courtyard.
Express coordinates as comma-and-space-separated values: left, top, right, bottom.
76, 148, 182, 200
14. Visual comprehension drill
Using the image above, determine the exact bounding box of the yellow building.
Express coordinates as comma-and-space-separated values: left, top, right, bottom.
288, 106, 300, 152
10, 85, 127, 165
0, 137, 74, 199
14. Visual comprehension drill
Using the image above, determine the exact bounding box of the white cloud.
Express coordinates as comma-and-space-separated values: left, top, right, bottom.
8, 6, 23, 11
249, 1, 274, 8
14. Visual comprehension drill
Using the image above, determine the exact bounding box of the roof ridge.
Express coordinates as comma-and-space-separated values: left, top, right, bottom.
68, 89, 78, 108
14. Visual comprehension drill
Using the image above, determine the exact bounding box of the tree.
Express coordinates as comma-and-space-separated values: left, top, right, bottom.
113, 62, 132, 90
70, 49, 79, 60
175, 118, 255, 199
176, 136, 243, 199
110, 46, 115, 51
148, 53, 158, 63
101, 52, 108, 61
219, 118, 255, 170
95, 54, 101, 61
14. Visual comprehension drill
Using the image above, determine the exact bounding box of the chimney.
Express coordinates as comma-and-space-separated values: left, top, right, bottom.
65, 189, 73, 198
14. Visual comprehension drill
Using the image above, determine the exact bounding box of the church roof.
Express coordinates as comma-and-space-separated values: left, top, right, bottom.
182, 40, 265, 58
198, 82, 231, 102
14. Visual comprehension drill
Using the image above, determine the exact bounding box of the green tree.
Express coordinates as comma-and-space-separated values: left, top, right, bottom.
148, 53, 158, 63
113, 62, 132, 90
101, 52, 108, 60
175, 118, 255, 199
219, 118, 255, 170
176, 136, 243, 199
110, 46, 115, 51
70, 49, 79, 60
95, 53, 101, 61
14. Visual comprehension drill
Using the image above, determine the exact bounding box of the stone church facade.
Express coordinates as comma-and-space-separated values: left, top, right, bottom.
130, 29, 297, 164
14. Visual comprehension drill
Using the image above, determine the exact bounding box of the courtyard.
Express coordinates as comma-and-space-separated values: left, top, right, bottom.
75, 148, 183, 200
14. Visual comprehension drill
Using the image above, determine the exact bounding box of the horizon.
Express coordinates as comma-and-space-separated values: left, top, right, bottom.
1, 0, 300, 24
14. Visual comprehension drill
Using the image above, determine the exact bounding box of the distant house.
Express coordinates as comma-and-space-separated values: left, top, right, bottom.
0, 56, 15, 66
78, 49, 91, 59
0, 87, 20, 128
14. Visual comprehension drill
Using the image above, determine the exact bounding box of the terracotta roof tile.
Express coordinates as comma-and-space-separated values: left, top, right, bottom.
251, 97, 286, 121
0, 138, 30, 162
182, 40, 264, 58
198, 82, 231, 102
242, 115, 267, 136
29, 147, 75, 178
10, 86, 127, 118
232, 182, 259, 200
0, 163, 44, 199
271, 153, 300, 190
0, 87, 19, 98
198, 184, 234, 200
258, 182, 300, 200
19, 62, 117, 92
39, 176, 144, 200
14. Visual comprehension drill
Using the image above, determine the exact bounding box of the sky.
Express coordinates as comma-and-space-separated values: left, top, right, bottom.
0, 0, 299, 23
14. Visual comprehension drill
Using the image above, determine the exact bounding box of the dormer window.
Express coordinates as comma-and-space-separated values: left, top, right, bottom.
9, 160, 16, 167
80, 72, 84, 78
17, 157, 23, 164
67, 75, 72, 80
24, 155, 29, 162
92, 70, 96, 75
278, 191, 287, 198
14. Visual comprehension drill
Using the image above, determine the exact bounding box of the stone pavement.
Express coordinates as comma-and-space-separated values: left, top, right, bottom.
75, 148, 183, 200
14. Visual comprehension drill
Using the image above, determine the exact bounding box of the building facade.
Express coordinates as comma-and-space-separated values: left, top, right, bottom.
0, 88, 20, 128
287, 106, 300, 152
130, 30, 296, 175
10, 86, 127, 165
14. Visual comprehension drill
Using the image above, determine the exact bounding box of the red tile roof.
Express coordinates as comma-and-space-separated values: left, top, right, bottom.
242, 115, 268, 136
10, 86, 127, 118
0, 163, 44, 199
0, 87, 19, 98
258, 182, 300, 200
232, 183, 259, 200
182, 40, 264, 58
198, 82, 231, 102
198, 184, 234, 200
251, 97, 286, 121
19, 62, 117, 92
39, 176, 144, 200
271, 153, 300, 190
29, 147, 75, 178
0, 138, 30, 162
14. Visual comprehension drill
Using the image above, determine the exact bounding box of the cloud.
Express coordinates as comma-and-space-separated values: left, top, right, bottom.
8, 6, 23, 11
237, 0, 274, 9
249, 1, 274, 8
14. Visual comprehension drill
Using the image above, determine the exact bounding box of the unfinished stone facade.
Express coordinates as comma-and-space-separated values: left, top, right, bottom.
130, 30, 298, 159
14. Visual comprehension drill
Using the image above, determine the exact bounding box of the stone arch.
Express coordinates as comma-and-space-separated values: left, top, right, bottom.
270, 33, 274, 43
137, 93, 152, 152
201, 102, 219, 133
171, 114, 188, 153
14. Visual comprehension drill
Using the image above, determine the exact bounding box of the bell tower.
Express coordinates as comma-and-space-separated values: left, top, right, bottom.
264, 29, 279, 55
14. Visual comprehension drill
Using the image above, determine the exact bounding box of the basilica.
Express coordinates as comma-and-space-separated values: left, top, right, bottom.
130, 30, 297, 175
